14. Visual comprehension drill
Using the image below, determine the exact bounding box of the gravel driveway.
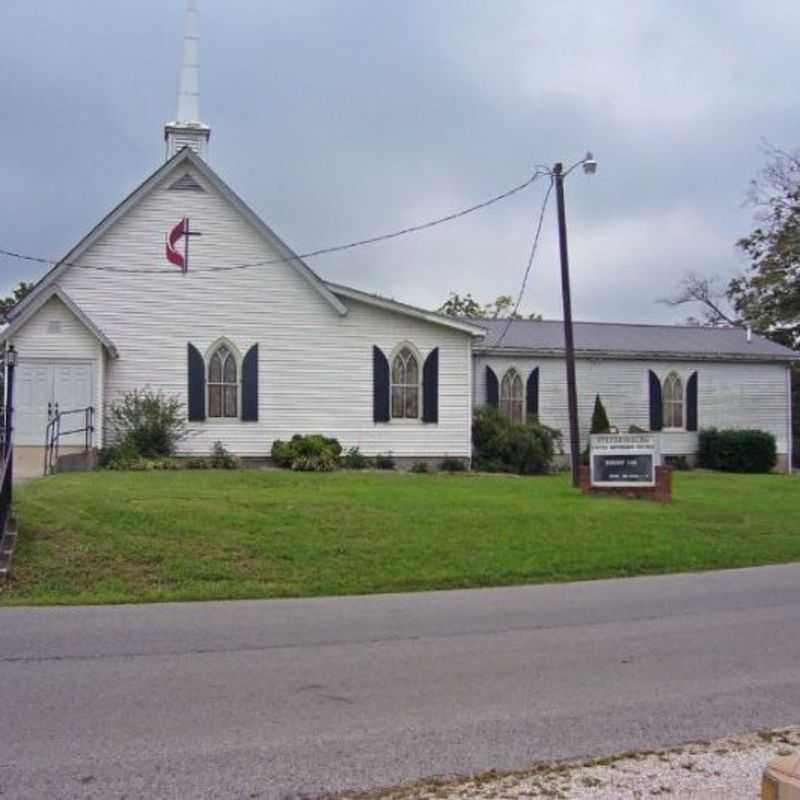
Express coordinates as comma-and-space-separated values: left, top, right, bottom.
339, 727, 800, 800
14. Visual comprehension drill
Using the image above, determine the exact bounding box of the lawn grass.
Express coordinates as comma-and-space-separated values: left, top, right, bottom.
2, 469, 799, 606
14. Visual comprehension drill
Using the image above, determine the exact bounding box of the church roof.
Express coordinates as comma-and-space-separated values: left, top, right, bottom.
472, 317, 799, 362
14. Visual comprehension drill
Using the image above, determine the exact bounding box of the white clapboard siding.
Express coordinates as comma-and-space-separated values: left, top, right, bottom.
473, 355, 791, 457
54, 165, 473, 457
11, 295, 106, 443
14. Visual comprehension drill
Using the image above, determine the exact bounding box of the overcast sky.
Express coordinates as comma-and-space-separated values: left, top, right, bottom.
1, 1, 798, 322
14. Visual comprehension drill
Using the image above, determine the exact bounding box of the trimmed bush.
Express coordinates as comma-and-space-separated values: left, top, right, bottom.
108, 389, 187, 458
472, 406, 559, 476
411, 461, 430, 474
291, 453, 338, 472
439, 457, 466, 473
270, 434, 342, 471
185, 457, 211, 470
698, 428, 777, 473
210, 441, 239, 470
342, 446, 370, 470
664, 455, 691, 471
375, 453, 396, 470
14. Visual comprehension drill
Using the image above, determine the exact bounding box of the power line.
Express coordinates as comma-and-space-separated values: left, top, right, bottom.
494, 175, 555, 349
0, 169, 545, 276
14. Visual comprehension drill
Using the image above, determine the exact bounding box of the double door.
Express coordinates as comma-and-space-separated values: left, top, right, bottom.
14, 362, 94, 446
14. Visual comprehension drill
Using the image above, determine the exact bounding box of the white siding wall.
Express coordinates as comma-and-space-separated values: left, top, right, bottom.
11, 296, 100, 360
10, 296, 105, 443
52, 167, 472, 457
473, 355, 791, 457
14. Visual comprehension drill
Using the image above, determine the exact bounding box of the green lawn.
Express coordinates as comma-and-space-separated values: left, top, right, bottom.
2, 469, 799, 606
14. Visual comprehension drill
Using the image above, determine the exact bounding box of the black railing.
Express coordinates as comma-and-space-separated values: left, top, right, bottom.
44, 406, 95, 476
1, 348, 15, 548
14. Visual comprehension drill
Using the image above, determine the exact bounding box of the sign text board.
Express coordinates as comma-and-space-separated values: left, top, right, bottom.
590, 434, 658, 488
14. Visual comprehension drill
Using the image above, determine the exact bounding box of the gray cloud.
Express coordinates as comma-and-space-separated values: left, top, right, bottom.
2, 0, 799, 323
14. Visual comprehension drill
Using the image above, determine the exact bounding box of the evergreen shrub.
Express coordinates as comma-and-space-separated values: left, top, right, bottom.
698, 428, 777, 473
472, 406, 559, 475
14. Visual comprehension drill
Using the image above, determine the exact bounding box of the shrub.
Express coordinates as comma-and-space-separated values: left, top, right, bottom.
698, 428, 777, 473
628, 424, 648, 434
108, 389, 187, 458
472, 406, 559, 475
99, 440, 141, 470
342, 446, 370, 470
270, 434, 342, 471
439, 457, 466, 473
411, 461, 430, 474
664, 455, 691, 471
590, 395, 611, 434
270, 439, 295, 468
210, 441, 239, 469
291, 453, 339, 472
185, 457, 211, 470
375, 453, 396, 470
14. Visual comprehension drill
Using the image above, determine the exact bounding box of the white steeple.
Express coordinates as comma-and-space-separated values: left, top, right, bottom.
164, 0, 210, 160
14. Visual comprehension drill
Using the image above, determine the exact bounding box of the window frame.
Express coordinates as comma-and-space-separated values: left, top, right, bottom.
662, 371, 684, 430
206, 338, 241, 421
389, 342, 423, 422
500, 367, 525, 424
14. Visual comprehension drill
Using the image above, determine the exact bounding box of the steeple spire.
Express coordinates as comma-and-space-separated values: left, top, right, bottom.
164, 0, 210, 160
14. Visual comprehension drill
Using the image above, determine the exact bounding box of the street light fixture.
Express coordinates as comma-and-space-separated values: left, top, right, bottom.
552, 153, 596, 488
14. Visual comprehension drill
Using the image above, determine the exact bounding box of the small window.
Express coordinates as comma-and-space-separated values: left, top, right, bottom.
663, 372, 683, 429
391, 346, 420, 419
208, 343, 238, 418
500, 368, 524, 424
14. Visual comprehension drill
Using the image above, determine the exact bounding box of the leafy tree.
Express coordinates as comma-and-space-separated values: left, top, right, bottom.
438, 293, 486, 318
590, 395, 611, 434
438, 292, 542, 320
1, 281, 35, 319
731, 144, 800, 350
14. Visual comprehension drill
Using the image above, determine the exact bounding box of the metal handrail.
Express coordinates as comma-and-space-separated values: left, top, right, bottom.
44, 405, 95, 476
0, 445, 12, 541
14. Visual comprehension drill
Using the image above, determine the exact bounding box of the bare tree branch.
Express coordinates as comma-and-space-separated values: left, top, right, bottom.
660, 272, 741, 328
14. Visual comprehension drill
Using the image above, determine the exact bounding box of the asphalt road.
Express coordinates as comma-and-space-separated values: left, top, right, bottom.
2, 564, 800, 799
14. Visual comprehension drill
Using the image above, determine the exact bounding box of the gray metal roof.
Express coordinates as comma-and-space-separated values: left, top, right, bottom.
472, 318, 799, 362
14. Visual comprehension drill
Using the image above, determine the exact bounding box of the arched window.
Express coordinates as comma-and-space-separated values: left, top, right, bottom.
391, 346, 420, 419
662, 371, 683, 429
208, 343, 238, 418
500, 368, 524, 424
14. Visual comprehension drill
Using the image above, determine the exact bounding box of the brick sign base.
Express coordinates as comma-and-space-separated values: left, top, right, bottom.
579, 465, 673, 503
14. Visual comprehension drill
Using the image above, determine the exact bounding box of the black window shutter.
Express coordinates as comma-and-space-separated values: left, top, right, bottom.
187, 343, 206, 422
648, 370, 663, 431
241, 344, 259, 422
422, 348, 439, 423
486, 366, 499, 407
526, 367, 539, 418
373, 346, 390, 422
686, 371, 698, 431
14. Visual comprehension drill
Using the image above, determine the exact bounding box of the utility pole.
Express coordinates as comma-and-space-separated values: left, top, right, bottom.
553, 163, 582, 488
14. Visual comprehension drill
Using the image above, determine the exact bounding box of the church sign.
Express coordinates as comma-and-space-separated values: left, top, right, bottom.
590, 434, 658, 488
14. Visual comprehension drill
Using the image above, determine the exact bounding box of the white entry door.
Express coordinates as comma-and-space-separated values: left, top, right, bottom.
14, 362, 94, 446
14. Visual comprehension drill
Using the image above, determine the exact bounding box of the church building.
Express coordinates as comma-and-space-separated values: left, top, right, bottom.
2, 2, 796, 472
